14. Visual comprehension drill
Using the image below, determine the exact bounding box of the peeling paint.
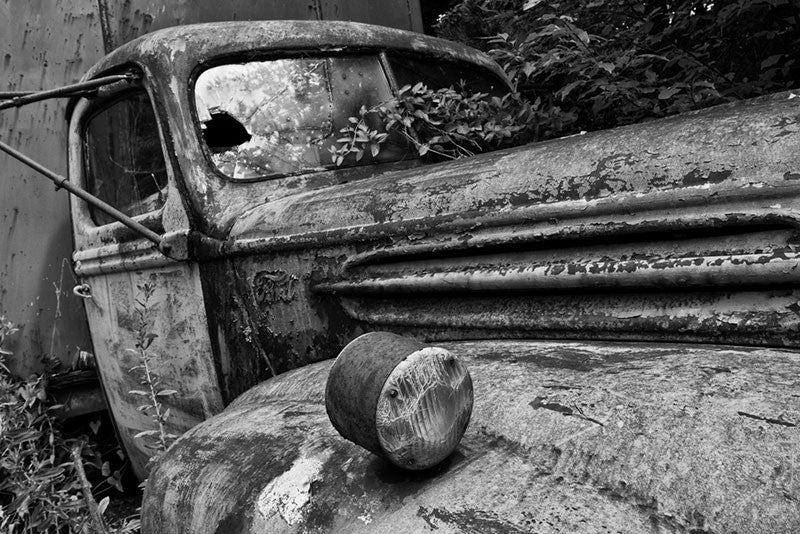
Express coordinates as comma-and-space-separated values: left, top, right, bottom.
144, 340, 800, 533
255, 455, 327, 525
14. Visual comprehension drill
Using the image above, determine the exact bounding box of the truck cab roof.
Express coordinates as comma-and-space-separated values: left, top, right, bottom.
80, 20, 507, 83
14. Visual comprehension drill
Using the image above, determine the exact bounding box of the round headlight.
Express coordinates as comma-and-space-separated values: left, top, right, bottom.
326, 332, 473, 470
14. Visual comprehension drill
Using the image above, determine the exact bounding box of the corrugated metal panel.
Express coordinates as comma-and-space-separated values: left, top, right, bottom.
99, 0, 423, 52
0, 0, 422, 376
317, 0, 423, 33
0, 0, 102, 376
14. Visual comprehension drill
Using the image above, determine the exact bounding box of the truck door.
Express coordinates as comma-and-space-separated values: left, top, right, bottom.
69, 75, 224, 478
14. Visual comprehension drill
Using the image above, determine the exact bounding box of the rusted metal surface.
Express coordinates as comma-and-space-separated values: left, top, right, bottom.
318, 248, 800, 293
74, 20, 508, 237
326, 333, 429, 459
1, 0, 422, 378
171, 88, 800, 409
56, 17, 800, 489
143, 339, 800, 533
60, 22, 506, 477
338, 289, 800, 347
225, 92, 800, 242
0, 0, 101, 377
80, 265, 225, 478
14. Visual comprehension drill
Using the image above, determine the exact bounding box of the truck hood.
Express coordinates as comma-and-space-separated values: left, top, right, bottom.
142, 338, 800, 533
227, 91, 800, 244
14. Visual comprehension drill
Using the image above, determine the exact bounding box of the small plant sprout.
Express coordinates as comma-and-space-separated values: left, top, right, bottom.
128, 281, 178, 457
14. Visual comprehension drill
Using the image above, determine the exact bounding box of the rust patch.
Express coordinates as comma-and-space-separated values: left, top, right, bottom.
529, 396, 575, 415
417, 506, 531, 534
682, 168, 733, 187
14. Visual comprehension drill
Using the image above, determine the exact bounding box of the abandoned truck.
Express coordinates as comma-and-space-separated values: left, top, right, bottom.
3, 18, 800, 534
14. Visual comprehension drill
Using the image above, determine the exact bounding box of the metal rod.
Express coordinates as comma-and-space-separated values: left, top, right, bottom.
0, 90, 97, 99
0, 138, 162, 246
0, 91, 33, 98
0, 73, 139, 111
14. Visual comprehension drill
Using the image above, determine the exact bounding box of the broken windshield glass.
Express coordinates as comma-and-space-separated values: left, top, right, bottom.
194, 55, 410, 180
195, 58, 333, 179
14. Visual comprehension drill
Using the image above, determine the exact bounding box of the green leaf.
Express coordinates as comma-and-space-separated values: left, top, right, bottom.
108, 475, 124, 492
142, 333, 159, 349
598, 62, 615, 74
761, 54, 783, 69
98, 496, 110, 516
658, 86, 682, 100
558, 80, 583, 100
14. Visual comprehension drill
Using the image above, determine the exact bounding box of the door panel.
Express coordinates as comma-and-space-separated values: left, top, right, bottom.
80, 261, 224, 478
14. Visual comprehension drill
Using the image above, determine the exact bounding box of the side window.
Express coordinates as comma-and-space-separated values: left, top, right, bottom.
387, 54, 509, 96
83, 91, 168, 226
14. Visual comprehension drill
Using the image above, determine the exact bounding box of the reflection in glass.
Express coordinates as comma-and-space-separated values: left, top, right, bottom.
196, 59, 333, 179
84, 91, 168, 225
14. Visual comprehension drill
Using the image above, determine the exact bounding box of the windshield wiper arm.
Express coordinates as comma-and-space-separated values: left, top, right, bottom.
0, 72, 140, 111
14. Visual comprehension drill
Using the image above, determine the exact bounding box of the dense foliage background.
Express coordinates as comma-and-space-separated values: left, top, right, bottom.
338, 0, 798, 165
433, 0, 799, 140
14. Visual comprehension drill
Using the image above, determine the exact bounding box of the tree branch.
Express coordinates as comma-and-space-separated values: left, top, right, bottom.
71, 442, 110, 534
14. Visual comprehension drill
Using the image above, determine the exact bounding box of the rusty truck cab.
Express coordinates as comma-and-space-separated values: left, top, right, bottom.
66, 20, 800, 534
68, 20, 509, 480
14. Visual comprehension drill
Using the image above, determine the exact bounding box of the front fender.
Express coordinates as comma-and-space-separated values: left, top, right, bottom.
143, 340, 800, 533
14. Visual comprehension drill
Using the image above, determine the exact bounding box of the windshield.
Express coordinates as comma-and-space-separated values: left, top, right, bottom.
194, 55, 410, 180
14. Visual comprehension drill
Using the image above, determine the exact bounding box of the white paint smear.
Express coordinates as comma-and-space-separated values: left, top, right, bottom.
256, 456, 324, 525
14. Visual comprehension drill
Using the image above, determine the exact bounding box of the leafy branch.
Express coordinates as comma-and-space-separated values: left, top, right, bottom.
331, 82, 536, 165
437, 0, 799, 135
128, 282, 177, 457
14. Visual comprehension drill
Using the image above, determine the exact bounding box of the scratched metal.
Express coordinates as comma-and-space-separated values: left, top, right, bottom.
142, 339, 800, 533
